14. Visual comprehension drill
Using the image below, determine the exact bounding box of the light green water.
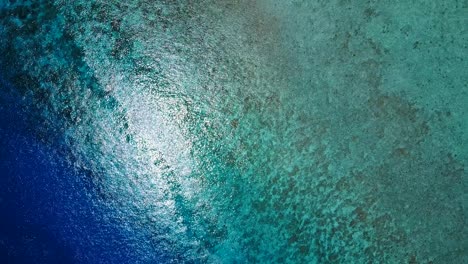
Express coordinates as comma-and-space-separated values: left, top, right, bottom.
0, 0, 466, 263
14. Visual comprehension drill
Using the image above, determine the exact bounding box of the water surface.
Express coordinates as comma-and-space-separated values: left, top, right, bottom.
0, 0, 466, 263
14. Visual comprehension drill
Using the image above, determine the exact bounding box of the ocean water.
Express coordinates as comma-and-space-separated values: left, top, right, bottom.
0, 0, 466, 263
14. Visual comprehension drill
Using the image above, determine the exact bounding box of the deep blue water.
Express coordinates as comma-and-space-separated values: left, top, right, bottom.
0, 80, 172, 263
0, 80, 74, 263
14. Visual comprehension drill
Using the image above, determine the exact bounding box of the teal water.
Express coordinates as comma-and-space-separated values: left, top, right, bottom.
0, 0, 466, 263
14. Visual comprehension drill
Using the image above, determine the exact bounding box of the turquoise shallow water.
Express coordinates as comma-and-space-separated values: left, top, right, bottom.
0, 0, 467, 263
